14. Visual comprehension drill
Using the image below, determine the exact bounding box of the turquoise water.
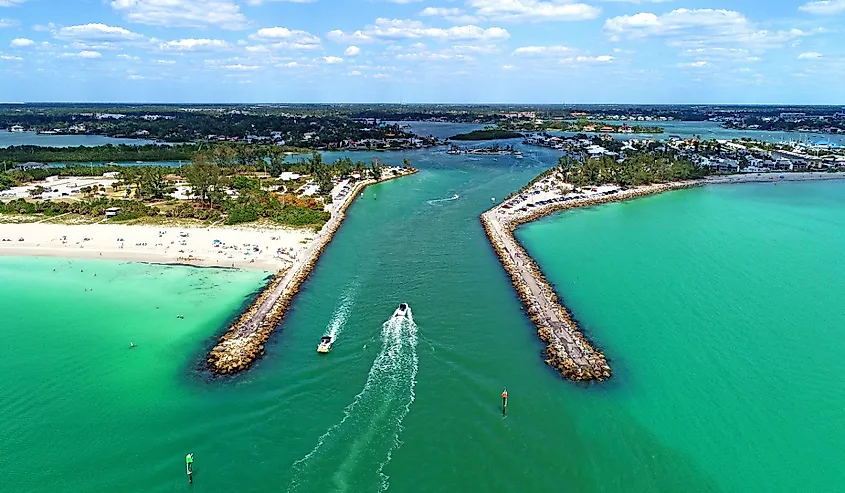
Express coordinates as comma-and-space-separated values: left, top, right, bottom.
1, 150, 844, 492
518, 181, 845, 492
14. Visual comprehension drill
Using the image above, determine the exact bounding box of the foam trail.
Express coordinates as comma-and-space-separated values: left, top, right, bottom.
289, 310, 419, 492
325, 287, 357, 340
426, 194, 460, 205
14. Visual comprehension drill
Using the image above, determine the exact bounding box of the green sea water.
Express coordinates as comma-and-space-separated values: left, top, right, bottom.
1, 145, 843, 492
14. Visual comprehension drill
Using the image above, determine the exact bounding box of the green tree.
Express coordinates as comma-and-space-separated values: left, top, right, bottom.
141, 167, 169, 199
370, 159, 382, 180
185, 155, 224, 207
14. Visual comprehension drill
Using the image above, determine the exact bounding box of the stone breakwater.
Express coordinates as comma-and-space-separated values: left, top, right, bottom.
481, 181, 697, 382
207, 169, 419, 375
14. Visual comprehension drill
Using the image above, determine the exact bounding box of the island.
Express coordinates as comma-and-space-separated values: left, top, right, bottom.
448, 129, 524, 141
446, 144, 522, 156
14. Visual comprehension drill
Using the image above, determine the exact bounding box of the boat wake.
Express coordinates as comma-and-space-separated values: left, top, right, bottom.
426, 194, 459, 205
325, 287, 357, 341
289, 309, 418, 492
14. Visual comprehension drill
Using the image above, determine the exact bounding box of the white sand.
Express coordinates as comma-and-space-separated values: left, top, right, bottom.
0, 223, 313, 271
496, 171, 845, 223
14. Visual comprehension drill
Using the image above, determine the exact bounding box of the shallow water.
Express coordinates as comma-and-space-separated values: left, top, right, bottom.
1, 149, 843, 492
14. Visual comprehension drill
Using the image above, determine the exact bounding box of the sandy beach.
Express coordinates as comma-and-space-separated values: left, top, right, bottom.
0, 222, 313, 271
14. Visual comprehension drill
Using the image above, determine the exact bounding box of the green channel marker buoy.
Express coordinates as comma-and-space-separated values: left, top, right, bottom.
186, 453, 193, 483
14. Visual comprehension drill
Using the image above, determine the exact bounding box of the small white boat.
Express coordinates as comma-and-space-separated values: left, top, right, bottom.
393, 303, 410, 319
317, 335, 334, 353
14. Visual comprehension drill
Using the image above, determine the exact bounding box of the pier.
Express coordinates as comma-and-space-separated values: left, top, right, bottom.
206, 168, 418, 375
481, 180, 698, 382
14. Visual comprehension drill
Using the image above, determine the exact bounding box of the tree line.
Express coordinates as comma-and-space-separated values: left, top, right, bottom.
558, 151, 708, 188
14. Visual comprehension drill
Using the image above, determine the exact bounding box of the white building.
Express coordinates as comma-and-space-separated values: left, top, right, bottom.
278, 172, 302, 181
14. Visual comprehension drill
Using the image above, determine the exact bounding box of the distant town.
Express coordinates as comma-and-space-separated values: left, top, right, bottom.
2, 105, 845, 150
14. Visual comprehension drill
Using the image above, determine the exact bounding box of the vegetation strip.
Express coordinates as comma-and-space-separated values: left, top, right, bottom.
206, 168, 418, 375
481, 181, 699, 382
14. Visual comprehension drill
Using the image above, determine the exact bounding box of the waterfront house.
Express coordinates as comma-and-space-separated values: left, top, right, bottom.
105, 207, 121, 219
741, 166, 769, 173
15, 162, 48, 171
772, 158, 793, 171
9, 125, 24, 132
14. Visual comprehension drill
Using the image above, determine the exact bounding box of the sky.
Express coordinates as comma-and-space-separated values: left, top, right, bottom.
0, 0, 843, 104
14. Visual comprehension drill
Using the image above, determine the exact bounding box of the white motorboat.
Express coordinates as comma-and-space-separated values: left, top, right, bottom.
317, 335, 334, 353
393, 303, 410, 319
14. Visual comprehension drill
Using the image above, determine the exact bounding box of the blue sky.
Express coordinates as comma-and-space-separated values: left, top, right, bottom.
0, 0, 842, 103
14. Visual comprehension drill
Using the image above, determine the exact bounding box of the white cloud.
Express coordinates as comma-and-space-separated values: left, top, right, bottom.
153, 59, 176, 64
61, 50, 103, 58
54, 23, 144, 43
110, 0, 248, 29
248, 27, 322, 50
419, 7, 479, 23
678, 60, 708, 67
346, 69, 362, 76
117, 54, 140, 60
467, 0, 601, 23
328, 18, 509, 43
344, 45, 360, 56
223, 63, 260, 70
513, 45, 574, 55
798, 51, 822, 59
10, 37, 33, 47
679, 47, 761, 63
604, 9, 811, 50
560, 55, 614, 63
160, 39, 230, 51
396, 50, 468, 61
0, 0, 28, 6
0, 18, 18, 28
323, 56, 344, 63
327, 29, 372, 43
798, 0, 845, 14
502, 64, 514, 69
0, 54, 23, 61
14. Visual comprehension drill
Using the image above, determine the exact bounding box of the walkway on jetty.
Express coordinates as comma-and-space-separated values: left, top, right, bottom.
207, 169, 418, 375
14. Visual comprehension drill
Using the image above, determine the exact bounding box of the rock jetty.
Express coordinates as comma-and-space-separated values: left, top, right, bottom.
207, 169, 418, 375
482, 181, 697, 382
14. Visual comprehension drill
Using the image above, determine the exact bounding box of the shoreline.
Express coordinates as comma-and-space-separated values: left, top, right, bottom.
0, 222, 311, 271
482, 171, 845, 382
206, 168, 419, 375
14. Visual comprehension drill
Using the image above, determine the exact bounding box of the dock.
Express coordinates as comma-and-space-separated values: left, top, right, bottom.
206, 168, 418, 375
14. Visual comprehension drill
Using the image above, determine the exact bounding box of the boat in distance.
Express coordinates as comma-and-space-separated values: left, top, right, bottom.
393, 303, 410, 319
317, 335, 333, 353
